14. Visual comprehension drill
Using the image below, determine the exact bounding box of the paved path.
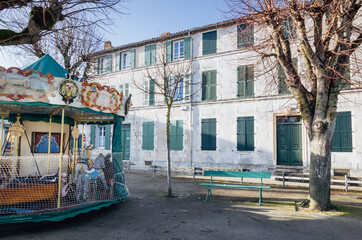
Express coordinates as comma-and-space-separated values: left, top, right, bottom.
0, 171, 361, 240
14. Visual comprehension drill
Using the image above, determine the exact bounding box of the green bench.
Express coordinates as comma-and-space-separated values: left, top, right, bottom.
200, 171, 271, 205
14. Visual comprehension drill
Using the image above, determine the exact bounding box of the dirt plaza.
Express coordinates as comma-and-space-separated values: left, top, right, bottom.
0, 171, 361, 240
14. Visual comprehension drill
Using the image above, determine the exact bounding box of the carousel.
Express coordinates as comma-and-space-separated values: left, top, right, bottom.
0, 56, 130, 224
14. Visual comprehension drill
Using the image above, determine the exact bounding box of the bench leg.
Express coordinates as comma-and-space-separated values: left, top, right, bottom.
205, 186, 213, 202
259, 189, 262, 205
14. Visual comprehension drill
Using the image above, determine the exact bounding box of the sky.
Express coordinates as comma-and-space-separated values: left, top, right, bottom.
0, 0, 229, 68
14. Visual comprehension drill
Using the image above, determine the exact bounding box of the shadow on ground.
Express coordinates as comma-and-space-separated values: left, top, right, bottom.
0, 171, 361, 240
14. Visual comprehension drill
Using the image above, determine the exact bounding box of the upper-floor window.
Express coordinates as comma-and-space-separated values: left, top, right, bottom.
237, 23, 254, 49
202, 70, 217, 101
166, 37, 191, 62
145, 44, 156, 66
98, 126, 105, 149
278, 58, 297, 95
282, 18, 297, 39
122, 51, 130, 70
173, 40, 184, 61
115, 49, 135, 71
237, 65, 254, 98
143, 79, 155, 106
203, 30, 217, 55
94, 54, 112, 75
120, 83, 129, 97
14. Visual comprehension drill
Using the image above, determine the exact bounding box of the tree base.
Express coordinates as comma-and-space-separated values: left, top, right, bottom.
299, 198, 336, 211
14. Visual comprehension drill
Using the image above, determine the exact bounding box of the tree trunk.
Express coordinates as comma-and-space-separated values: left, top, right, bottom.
166, 105, 172, 197
308, 123, 334, 211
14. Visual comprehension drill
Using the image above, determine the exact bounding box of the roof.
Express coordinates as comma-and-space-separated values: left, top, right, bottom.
93, 17, 246, 57
21, 54, 69, 78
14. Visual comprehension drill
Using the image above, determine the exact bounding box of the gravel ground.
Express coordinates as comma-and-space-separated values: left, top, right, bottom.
0, 171, 361, 240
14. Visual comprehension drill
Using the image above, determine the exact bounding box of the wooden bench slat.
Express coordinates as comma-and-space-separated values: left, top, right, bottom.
203, 171, 271, 178
200, 183, 270, 189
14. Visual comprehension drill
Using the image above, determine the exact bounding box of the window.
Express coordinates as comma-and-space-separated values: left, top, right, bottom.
202, 70, 217, 101
332, 112, 352, 152
166, 37, 191, 62
98, 126, 106, 149
237, 23, 254, 49
201, 118, 216, 151
145, 44, 156, 66
142, 122, 154, 150
173, 77, 184, 102
278, 58, 297, 95
170, 120, 183, 150
143, 79, 155, 106
203, 31, 217, 55
120, 83, 129, 97
115, 49, 135, 71
90, 125, 111, 150
121, 51, 130, 70
237, 65, 254, 98
94, 55, 112, 75
282, 18, 297, 39
173, 40, 184, 61
237, 117, 254, 151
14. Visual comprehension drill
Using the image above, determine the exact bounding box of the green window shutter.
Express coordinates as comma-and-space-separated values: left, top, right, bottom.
278, 63, 290, 94
166, 41, 172, 62
149, 79, 155, 106
106, 55, 112, 73
130, 49, 135, 69
202, 72, 207, 101
184, 37, 191, 59
184, 76, 190, 101
115, 52, 121, 71
150, 44, 156, 65
237, 66, 246, 98
90, 125, 95, 146
332, 112, 352, 152
142, 122, 154, 150
246, 65, 254, 97
209, 70, 217, 100
105, 125, 111, 150
94, 58, 99, 75
170, 120, 177, 150
201, 118, 216, 151
203, 31, 217, 55
237, 116, 254, 151
125, 83, 129, 97
145, 45, 151, 66
170, 120, 183, 150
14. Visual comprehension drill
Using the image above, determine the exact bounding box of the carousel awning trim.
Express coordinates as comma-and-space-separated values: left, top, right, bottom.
21, 54, 70, 79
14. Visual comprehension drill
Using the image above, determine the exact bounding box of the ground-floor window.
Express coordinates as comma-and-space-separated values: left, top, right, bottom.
332, 111, 352, 152
142, 122, 154, 150
170, 120, 183, 150
237, 116, 254, 151
201, 118, 216, 151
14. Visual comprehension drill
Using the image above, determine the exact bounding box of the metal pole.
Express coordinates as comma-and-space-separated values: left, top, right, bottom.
81, 124, 84, 159
0, 116, 4, 153
47, 115, 53, 174
57, 106, 65, 208
72, 123, 77, 175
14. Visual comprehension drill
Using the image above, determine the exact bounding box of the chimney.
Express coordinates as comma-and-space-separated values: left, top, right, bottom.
160, 32, 171, 37
104, 41, 113, 50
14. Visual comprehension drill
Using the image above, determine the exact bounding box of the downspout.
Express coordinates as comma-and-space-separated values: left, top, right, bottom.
189, 30, 194, 169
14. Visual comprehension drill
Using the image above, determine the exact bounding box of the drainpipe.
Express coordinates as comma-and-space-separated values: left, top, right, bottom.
189, 30, 194, 170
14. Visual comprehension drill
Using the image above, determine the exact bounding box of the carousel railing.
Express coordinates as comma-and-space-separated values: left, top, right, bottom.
0, 152, 129, 215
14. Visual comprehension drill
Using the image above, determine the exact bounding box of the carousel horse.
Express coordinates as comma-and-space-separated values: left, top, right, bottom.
74, 158, 91, 201
76, 153, 108, 201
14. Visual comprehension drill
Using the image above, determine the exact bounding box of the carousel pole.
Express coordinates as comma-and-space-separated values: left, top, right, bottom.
81, 124, 84, 159
72, 122, 77, 176
0, 116, 4, 151
57, 106, 65, 208
46, 115, 53, 174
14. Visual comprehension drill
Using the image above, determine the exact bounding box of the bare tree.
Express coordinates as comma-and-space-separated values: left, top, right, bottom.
225, 0, 362, 210
133, 42, 198, 197
0, 0, 126, 46
15, 16, 103, 80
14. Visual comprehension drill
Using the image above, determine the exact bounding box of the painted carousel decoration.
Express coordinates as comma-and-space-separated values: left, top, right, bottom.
0, 54, 130, 225
58, 79, 79, 104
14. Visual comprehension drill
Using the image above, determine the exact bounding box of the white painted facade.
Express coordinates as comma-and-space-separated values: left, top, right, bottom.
90, 20, 362, 178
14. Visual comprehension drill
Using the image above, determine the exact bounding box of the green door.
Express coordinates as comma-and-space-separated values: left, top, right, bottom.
277, 116, 302, 165
121, 124, 131, 160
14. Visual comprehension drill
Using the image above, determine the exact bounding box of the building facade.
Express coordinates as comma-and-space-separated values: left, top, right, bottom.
90, 19, 362, 178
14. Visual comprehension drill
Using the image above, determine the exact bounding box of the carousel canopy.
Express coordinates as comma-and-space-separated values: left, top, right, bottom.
21, 54, 70, 79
